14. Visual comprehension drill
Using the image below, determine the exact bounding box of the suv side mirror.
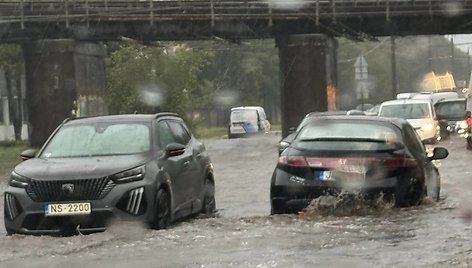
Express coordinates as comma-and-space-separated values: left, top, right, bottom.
165, 143, 186, 158
20, 149, 37, 161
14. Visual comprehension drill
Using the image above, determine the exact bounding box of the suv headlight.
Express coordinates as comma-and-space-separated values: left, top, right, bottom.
459, 120, 468, 129
9, 172, 30, 188
421, 123, 434, 132
111, 165, 145, 184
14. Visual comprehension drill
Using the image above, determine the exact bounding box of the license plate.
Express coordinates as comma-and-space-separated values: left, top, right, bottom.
45, 202, 91, 216
319, 170, 333, 181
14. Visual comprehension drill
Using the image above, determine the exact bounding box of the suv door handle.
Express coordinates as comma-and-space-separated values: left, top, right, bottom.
183, 160, 190, 167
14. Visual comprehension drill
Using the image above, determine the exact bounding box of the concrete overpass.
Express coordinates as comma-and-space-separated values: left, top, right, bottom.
1, 0, 472, 41
1, 0, 471, 145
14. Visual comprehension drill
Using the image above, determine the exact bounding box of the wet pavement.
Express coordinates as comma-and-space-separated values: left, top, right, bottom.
1, 134, 472, 267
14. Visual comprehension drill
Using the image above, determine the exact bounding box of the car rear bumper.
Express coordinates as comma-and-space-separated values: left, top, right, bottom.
4, 180, 157, 235
271, 185, 396, 212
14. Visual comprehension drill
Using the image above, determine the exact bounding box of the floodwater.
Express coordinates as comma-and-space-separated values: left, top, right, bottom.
1, 134, 472, 267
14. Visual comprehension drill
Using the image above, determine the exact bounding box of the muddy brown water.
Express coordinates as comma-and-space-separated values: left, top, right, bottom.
0, 134, 471, 267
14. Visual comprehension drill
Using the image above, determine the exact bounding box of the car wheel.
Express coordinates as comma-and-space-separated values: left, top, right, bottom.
270, 200, 286, 215
202, 179, 216, 214
395, 177, 424, 207
426, 171, 441, 202
151, 189, 170, 230
5, 227, 14, 236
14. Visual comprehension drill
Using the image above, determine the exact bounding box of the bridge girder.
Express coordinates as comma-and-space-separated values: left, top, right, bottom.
0, 1, 472, 42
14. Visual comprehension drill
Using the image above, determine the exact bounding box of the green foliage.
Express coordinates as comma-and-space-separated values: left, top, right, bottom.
0, 44, 22, 73
198, 40, 280, 120
106, 40, 280, 128
0, 142, 28, 172
106, 42, 214, 127
194, 126, 227, 139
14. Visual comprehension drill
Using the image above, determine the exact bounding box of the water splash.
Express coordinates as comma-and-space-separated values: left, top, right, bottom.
302, 191, 395, 218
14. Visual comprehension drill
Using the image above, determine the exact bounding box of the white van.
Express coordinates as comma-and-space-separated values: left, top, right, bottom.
378, 99, 439, 144
228, 106, 271, 139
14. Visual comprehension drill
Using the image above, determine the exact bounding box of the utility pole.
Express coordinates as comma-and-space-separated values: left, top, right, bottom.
391, 36, 398, 98
451, 37, 455, 76
428, 36, 432, 71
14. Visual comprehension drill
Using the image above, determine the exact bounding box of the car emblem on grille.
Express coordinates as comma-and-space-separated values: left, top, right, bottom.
62, 183, 75, 196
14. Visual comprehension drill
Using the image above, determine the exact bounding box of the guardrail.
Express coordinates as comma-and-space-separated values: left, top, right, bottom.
1, 0, 471, 29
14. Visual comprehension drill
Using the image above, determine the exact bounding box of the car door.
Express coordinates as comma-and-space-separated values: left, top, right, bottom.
155, 120, 192, 216
403, 123, 433, 185
166, 120, 200, 210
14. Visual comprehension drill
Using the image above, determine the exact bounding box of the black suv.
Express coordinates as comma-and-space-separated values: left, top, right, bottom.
4, 113, 216, 235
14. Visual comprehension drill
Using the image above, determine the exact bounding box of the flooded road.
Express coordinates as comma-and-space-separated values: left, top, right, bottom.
1, 134, 472, 267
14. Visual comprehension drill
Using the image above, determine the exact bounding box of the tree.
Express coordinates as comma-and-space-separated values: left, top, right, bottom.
106, 42, 214, 129
198, 40, 280, 123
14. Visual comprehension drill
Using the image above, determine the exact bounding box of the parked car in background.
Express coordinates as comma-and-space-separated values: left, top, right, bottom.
4, 113, 216, 235
364, 104, 380, 116
270, 116, 448, 214
434, 98, 467, 139
228, 106, 270, 139
378, 99, 439, 144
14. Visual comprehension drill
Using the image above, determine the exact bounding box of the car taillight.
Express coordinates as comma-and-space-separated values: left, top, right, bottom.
278, 156, 308, 167
278, 156, 417, 169
278, 156, 347, 168
382, 158, 417, 168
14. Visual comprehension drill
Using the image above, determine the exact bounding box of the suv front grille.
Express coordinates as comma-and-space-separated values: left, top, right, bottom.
25, 177, 115, 202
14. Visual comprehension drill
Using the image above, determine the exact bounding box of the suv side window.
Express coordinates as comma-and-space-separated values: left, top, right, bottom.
157, 121, 177, 150
403, 123, 426, 159
168, 121, 191, 145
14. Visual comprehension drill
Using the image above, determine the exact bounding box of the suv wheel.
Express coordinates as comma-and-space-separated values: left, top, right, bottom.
270, 200, 286, 215
202, 179, 216, 214
151, 189, 170, 229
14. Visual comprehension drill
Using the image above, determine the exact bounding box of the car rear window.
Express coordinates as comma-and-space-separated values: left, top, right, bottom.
379, 103, 431, 119
231, 110, 258, 123
295, 120, 401, 151
435, 101, 466, 118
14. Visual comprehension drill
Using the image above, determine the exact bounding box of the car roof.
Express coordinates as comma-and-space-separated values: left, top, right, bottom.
380, 99, 432, 105
64, 113, 181, 125
305, 110, 366, 117
302, 115, 406, 129
231, 106, 264, 111
435, 97, 467, 104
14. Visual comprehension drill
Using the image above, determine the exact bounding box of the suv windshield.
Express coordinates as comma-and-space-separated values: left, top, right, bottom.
295, 120, 400, 151
40, 122, 151, 158
380, 103, 431, 119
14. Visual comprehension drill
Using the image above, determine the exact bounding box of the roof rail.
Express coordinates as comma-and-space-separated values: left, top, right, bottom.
154, 112, 179, 119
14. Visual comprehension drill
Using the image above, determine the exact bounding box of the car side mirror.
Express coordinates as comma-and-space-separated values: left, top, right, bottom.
20, 149, 37, 161
165, 143, 186, 158
429, 147, 449, 160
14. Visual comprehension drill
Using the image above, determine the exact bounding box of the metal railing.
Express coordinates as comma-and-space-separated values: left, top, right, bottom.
1, 0, 471, 29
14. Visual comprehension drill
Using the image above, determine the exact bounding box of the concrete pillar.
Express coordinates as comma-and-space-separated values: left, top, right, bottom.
276, 34, 337, 137
22, 39, 107, 147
